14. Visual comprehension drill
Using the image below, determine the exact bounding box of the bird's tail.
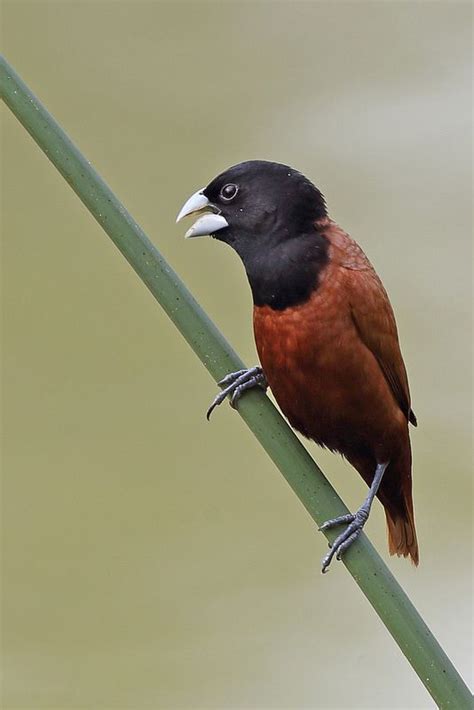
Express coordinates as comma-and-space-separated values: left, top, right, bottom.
384, 487, 419, 565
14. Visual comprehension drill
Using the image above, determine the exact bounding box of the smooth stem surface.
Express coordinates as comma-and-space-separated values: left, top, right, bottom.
1, 55, 471, 709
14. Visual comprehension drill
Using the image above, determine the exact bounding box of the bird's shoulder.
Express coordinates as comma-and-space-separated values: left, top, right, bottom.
319, 220, 391, 308
318, 219, 372, 272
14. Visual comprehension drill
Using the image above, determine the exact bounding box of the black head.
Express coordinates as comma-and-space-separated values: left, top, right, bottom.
203, 160, 327, 253
177, 160, 329, 309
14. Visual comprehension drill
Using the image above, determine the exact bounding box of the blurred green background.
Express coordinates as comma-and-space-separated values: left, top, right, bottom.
2, 2, 472, 708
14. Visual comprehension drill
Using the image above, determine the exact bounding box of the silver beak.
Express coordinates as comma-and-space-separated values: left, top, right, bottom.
176, 188, 229, 238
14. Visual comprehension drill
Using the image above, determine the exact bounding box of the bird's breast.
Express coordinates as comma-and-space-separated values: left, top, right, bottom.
253, 264, 351, 438
252, 261, 400, 454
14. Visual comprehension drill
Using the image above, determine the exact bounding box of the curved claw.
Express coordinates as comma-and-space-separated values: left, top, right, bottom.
320, 510, 368, 573
206, 367, 267, 420
206, 386, 233, 420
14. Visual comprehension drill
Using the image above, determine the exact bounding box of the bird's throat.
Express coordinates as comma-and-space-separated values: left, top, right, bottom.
242, 231, 329, 310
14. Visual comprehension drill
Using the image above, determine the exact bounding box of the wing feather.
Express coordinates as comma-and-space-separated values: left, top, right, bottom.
329, 227, 417, 426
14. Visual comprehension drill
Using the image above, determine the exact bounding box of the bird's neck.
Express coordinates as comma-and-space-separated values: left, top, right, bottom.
241, 229, 329, 311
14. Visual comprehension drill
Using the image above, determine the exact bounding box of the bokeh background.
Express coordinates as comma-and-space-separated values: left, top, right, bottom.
2, 2, 472, 708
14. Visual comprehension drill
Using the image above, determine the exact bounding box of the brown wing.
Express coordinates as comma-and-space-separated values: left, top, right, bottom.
328, 224, 417, 426
347, 265, 416, 426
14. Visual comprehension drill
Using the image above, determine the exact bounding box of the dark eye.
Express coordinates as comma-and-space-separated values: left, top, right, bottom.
220, 183, 238, 201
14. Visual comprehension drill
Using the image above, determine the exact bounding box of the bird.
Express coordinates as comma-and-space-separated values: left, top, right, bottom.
176, 160, 419, 572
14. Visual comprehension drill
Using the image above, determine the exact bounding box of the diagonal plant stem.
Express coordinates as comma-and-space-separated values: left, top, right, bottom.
1, 55, 471, 709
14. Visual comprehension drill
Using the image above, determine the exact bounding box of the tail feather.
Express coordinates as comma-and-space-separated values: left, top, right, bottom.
385, 502, 419, 565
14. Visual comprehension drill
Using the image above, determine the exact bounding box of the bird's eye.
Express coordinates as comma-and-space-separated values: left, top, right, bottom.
220, 183, 238, 201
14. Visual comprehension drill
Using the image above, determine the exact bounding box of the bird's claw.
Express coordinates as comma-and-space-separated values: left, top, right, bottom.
320, 508, 369, 573
206, 366, 267, 420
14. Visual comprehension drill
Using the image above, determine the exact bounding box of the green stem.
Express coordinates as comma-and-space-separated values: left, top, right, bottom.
1, 55, 471, 709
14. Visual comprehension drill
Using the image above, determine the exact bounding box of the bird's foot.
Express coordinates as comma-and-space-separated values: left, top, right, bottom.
319, 507, 369, 573
206, 367, 267, 420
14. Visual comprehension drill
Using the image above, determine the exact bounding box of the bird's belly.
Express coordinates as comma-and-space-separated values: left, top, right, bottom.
253, 302, 403, 457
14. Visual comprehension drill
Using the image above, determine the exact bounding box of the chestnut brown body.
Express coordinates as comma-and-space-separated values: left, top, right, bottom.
253, 220, 418, 563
